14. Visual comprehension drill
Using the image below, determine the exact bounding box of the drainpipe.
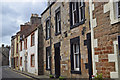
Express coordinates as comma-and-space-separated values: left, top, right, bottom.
49, 4, 52, 75
89, 0, 96, 75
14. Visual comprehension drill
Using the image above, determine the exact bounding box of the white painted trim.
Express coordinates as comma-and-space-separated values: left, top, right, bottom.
109, 41, 119, 78
89, 0, 97, 75
95, 55, 99, 62
92, 18, 97, 28
104, 2, 110, 13
94, 39, 98, 48
92, 4, 94, 11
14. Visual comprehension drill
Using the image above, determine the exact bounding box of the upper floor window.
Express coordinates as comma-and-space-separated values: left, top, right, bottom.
31, 33, 35, 46
20, 41, 22, 51
55, 7, 61, 35
46, 19, 50, 39
70, 0, 85, 29
24, 38, 27, 49
16, 43, 18, 53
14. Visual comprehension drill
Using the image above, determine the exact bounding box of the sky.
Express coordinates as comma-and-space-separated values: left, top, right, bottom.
0, 0, 48, 46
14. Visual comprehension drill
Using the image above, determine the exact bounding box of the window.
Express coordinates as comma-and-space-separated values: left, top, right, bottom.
24, 38, 27, 49
20, 41, 22, 51
55, 7, 61, 35
70, 37, 81, 74
72, 2, 77, 25
46, 47, 51, 70
70, 0, 85, 29
106, 0, 120, 24
20, 57, 22, 66
16, 57, 18, 67
78, 0, 85, 22
16, 43, 18, 53
31, 33, 35, 46
117, 1, 120, 18
46, 19, 50, 39
31, 54, 35, 67
118, 36, 120, 55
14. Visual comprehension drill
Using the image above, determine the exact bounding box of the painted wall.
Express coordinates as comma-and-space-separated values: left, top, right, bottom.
19, 29, 38, 75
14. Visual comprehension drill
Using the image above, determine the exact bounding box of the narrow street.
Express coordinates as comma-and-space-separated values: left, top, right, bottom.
2, 66, 35, 80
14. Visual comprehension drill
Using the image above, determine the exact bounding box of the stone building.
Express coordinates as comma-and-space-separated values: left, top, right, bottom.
41, 1, 92, 78
0, 44, 10, 66
89, 0, 120, 79
10, 36, 15, 68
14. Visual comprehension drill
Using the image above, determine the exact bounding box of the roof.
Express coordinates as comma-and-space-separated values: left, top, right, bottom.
41, 2, 55, 15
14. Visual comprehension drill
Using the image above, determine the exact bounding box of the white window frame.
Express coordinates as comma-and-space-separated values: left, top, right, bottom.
72, 2, 77, 25
46, 20, 50, 39
31, 34, 35, 46
78, 0, 84, 22
73, 43, 79, 71
47, 55, 50, 69
56, 11, 61, 33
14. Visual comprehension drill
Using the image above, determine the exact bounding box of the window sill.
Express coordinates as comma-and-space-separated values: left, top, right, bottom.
111, 18, 120, 25
31, 65, 35, 67
46, 68, 51, 71
71, 70, 81, 74
55, 32, 61, 36
70, 19, 86, 29
46, 37, 50, 40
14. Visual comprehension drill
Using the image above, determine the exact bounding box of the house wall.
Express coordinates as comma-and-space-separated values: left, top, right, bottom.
90, 1, 120, 79
19, 30, 38, 75
42, 2, 91, 78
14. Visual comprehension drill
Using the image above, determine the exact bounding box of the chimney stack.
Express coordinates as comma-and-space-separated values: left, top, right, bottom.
2, 44, 4, 48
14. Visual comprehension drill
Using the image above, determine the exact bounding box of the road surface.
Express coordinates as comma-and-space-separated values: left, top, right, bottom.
2, 66, 35, 80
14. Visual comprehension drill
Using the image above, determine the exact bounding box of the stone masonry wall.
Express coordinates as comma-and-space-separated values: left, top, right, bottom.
42, 2, 91, 78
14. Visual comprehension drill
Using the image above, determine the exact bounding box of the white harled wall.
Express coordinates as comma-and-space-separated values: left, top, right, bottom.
19, 29, 38, 75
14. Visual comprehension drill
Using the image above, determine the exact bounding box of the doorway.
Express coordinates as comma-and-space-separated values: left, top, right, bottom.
54, 42, 60, 78
87, 33, 93, 79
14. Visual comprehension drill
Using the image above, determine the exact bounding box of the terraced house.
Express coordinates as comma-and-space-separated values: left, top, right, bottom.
9, 0, 120, 79
89, 0, 120, 79
41, 0, 93, 78
41, 0, 120, 79
19, 14, 44, 75
10, 14, 44, 75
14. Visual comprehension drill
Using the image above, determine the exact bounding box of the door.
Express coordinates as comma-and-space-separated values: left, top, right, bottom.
25, 56, 27, 72
54, 42, 60, 78
87, 33, 93, 79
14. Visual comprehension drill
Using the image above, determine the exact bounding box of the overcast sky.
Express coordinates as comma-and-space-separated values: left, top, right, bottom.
0, 0, 47, 46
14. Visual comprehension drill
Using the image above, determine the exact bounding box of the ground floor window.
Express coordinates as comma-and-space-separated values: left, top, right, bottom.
46, 47, 51, 70
16, 57, 18, 67
31, 54, 35, 67
118, 36, 120, 55
70, 36, 81, 74
20, 57, 22, 66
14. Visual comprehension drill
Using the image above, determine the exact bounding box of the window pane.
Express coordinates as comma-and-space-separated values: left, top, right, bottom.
75, 54, 79, 68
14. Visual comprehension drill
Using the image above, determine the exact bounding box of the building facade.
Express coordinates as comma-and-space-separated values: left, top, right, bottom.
89, 0, 120, 79
10, 36, 15, 68
17, 14, 43, 75
0, 44, 10, 66
42, 1, 93, 78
